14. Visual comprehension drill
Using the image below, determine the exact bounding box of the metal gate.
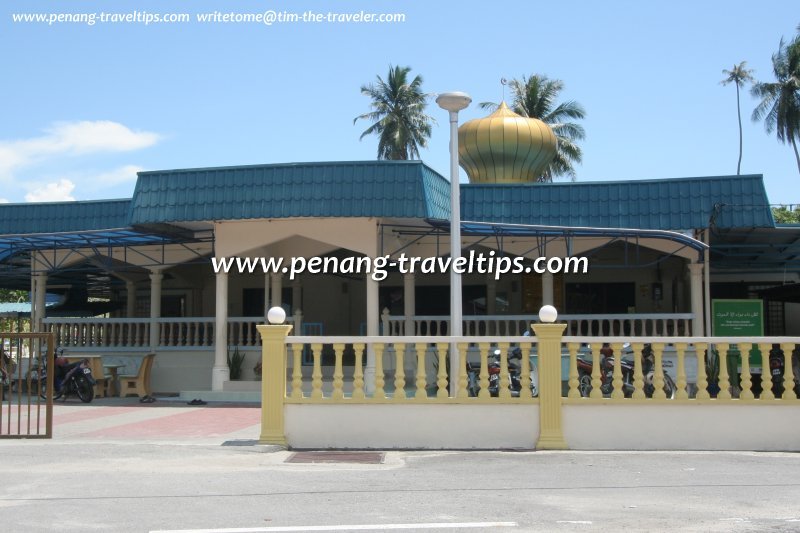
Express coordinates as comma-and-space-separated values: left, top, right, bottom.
0, 332, 54, 439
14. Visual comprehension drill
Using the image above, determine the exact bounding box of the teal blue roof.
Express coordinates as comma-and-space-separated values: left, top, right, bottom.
0, 166, 776, 237
0, 199, 131, 235
461, 174, 775, 230
130, 161, 449, 224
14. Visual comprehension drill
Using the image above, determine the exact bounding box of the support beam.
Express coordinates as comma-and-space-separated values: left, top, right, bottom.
688, 263, 704, 336
212, 270, 230, 391
270, 273, 283, 308
33, 273, 47, 333
148, 271, 163, 348
403, 273, 415, 336
292, 278, 302, 315
541, 272, 554, 307
365, 274, 379, 394
264, 273, 270, 317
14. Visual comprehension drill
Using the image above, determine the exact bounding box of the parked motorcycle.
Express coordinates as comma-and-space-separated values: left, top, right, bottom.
767, 344, 800, 398
39, 351, 96, 403
0, 351, 12, 400
487, 346, 538, 398
577, 343, 677, 399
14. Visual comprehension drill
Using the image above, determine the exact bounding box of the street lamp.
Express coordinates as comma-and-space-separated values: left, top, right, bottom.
436, 91, 471, 396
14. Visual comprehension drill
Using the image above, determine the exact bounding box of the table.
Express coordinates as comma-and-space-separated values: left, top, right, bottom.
103, 364, 126, 397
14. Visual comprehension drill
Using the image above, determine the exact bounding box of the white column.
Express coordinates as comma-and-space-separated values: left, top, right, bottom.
264, 273, 270, 316
486, 276, 497, 315
542, 272, 554, 307
212, 270, 230, 390
365, 274, 379, 394
30, 270, 37, 333
148, 271, 163, 348
270, 273, 283, 308
688, 263, 704, 336
292, 279, 302, 314
126, 281, 137, 318
33, 272, 47, 333
403, 273, 415, 335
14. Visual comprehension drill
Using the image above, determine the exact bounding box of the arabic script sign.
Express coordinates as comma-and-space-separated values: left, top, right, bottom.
712, 299, 764, 336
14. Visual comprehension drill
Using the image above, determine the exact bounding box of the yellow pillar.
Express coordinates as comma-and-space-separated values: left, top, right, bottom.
533, 322, 567, 450
257, 323, 292, 445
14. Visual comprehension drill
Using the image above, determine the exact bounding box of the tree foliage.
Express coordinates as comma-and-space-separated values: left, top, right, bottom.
772, 205, 800, 223
354, 65, 435, 160
721, 61, 754, 175
481, 74, 586, 182
751, 26, 800, 174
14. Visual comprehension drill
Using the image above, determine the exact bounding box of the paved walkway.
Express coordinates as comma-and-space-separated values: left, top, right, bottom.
43, 396, 262, 445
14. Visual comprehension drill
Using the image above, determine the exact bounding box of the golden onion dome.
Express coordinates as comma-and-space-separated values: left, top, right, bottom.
457, 101, 557, 183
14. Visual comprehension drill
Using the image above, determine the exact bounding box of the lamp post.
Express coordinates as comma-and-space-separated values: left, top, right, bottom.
436, 91, 471, 396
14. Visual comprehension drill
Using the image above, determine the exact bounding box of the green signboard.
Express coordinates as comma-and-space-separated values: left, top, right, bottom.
712, 299, 764, 336
712, 299, 764, 373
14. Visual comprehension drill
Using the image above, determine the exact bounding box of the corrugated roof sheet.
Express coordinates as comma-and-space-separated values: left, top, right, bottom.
0, 199, 131, 235
0, 167, 776, 236
129, 161, 449, 224
461, 174, 775, 230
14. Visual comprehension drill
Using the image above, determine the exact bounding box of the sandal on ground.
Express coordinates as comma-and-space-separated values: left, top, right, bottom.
139, 395, 156, 403
187, 398, 206, 405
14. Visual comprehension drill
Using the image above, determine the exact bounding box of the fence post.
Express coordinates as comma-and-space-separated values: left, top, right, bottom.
256, 310, 292, 446
533, 305, 567, 450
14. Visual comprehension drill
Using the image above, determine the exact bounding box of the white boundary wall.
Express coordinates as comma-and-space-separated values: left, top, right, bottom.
563, 404, 800, 451
285, 404, 539, 449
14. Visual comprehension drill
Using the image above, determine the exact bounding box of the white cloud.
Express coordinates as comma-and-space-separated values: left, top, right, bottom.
91, 165, 143, 187
0, 121, 160, 177
0, 198, 9, 203
25, 179, 76, 202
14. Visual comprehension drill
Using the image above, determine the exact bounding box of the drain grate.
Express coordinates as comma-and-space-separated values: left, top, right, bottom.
286, 451, 385, 464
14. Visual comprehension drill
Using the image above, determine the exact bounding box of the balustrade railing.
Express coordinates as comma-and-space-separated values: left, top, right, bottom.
281, 335, 799, 403
42, 311, 301, 349
381, 312, 694, 337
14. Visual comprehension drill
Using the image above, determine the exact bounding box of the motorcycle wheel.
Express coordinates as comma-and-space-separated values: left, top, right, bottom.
467, 377, 479, 398
74, 376, 95, 403
38, 377, 64, 401
578, 373, 592, 397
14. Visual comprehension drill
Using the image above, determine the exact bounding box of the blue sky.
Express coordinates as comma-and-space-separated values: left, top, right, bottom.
1, 0, 798, 205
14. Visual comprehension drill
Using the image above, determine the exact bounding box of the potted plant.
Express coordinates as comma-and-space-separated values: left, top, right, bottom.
227, 346, 245, 380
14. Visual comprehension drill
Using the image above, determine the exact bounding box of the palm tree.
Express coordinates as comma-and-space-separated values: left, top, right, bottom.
481, 74, 586, 181
354, 65, 435, 160
751, 28, 800, 175
720, 62, 754, 175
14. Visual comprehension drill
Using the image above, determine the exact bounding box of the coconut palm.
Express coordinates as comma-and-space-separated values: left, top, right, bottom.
720, 62, 754, 175
751, 28, 800, 174
481, 74, 586, 181
354, 65, 435, 160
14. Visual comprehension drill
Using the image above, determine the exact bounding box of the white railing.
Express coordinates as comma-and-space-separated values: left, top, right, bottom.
44, 318, 151, 348
381, 312, 694, 337
42, 310, 302, 349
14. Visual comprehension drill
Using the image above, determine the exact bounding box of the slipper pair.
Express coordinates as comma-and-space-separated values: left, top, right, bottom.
139, 395, 156, 403
188, 398, 207, 405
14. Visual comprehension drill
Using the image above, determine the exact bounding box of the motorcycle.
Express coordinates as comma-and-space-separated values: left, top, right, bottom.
767, 344, 800, 398
39, 351, 96, 403
577, 343, 677, 399
487, 346, 538, 398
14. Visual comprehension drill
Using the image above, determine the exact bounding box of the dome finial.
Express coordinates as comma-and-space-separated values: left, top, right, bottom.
457, 102, 557, 183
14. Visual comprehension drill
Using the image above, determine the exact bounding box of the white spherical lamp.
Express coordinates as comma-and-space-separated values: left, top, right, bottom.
539, 305, 558, 324
267, 306, 286, 325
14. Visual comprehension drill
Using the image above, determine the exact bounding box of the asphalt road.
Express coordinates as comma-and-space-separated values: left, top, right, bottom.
2, 441, 800, 533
